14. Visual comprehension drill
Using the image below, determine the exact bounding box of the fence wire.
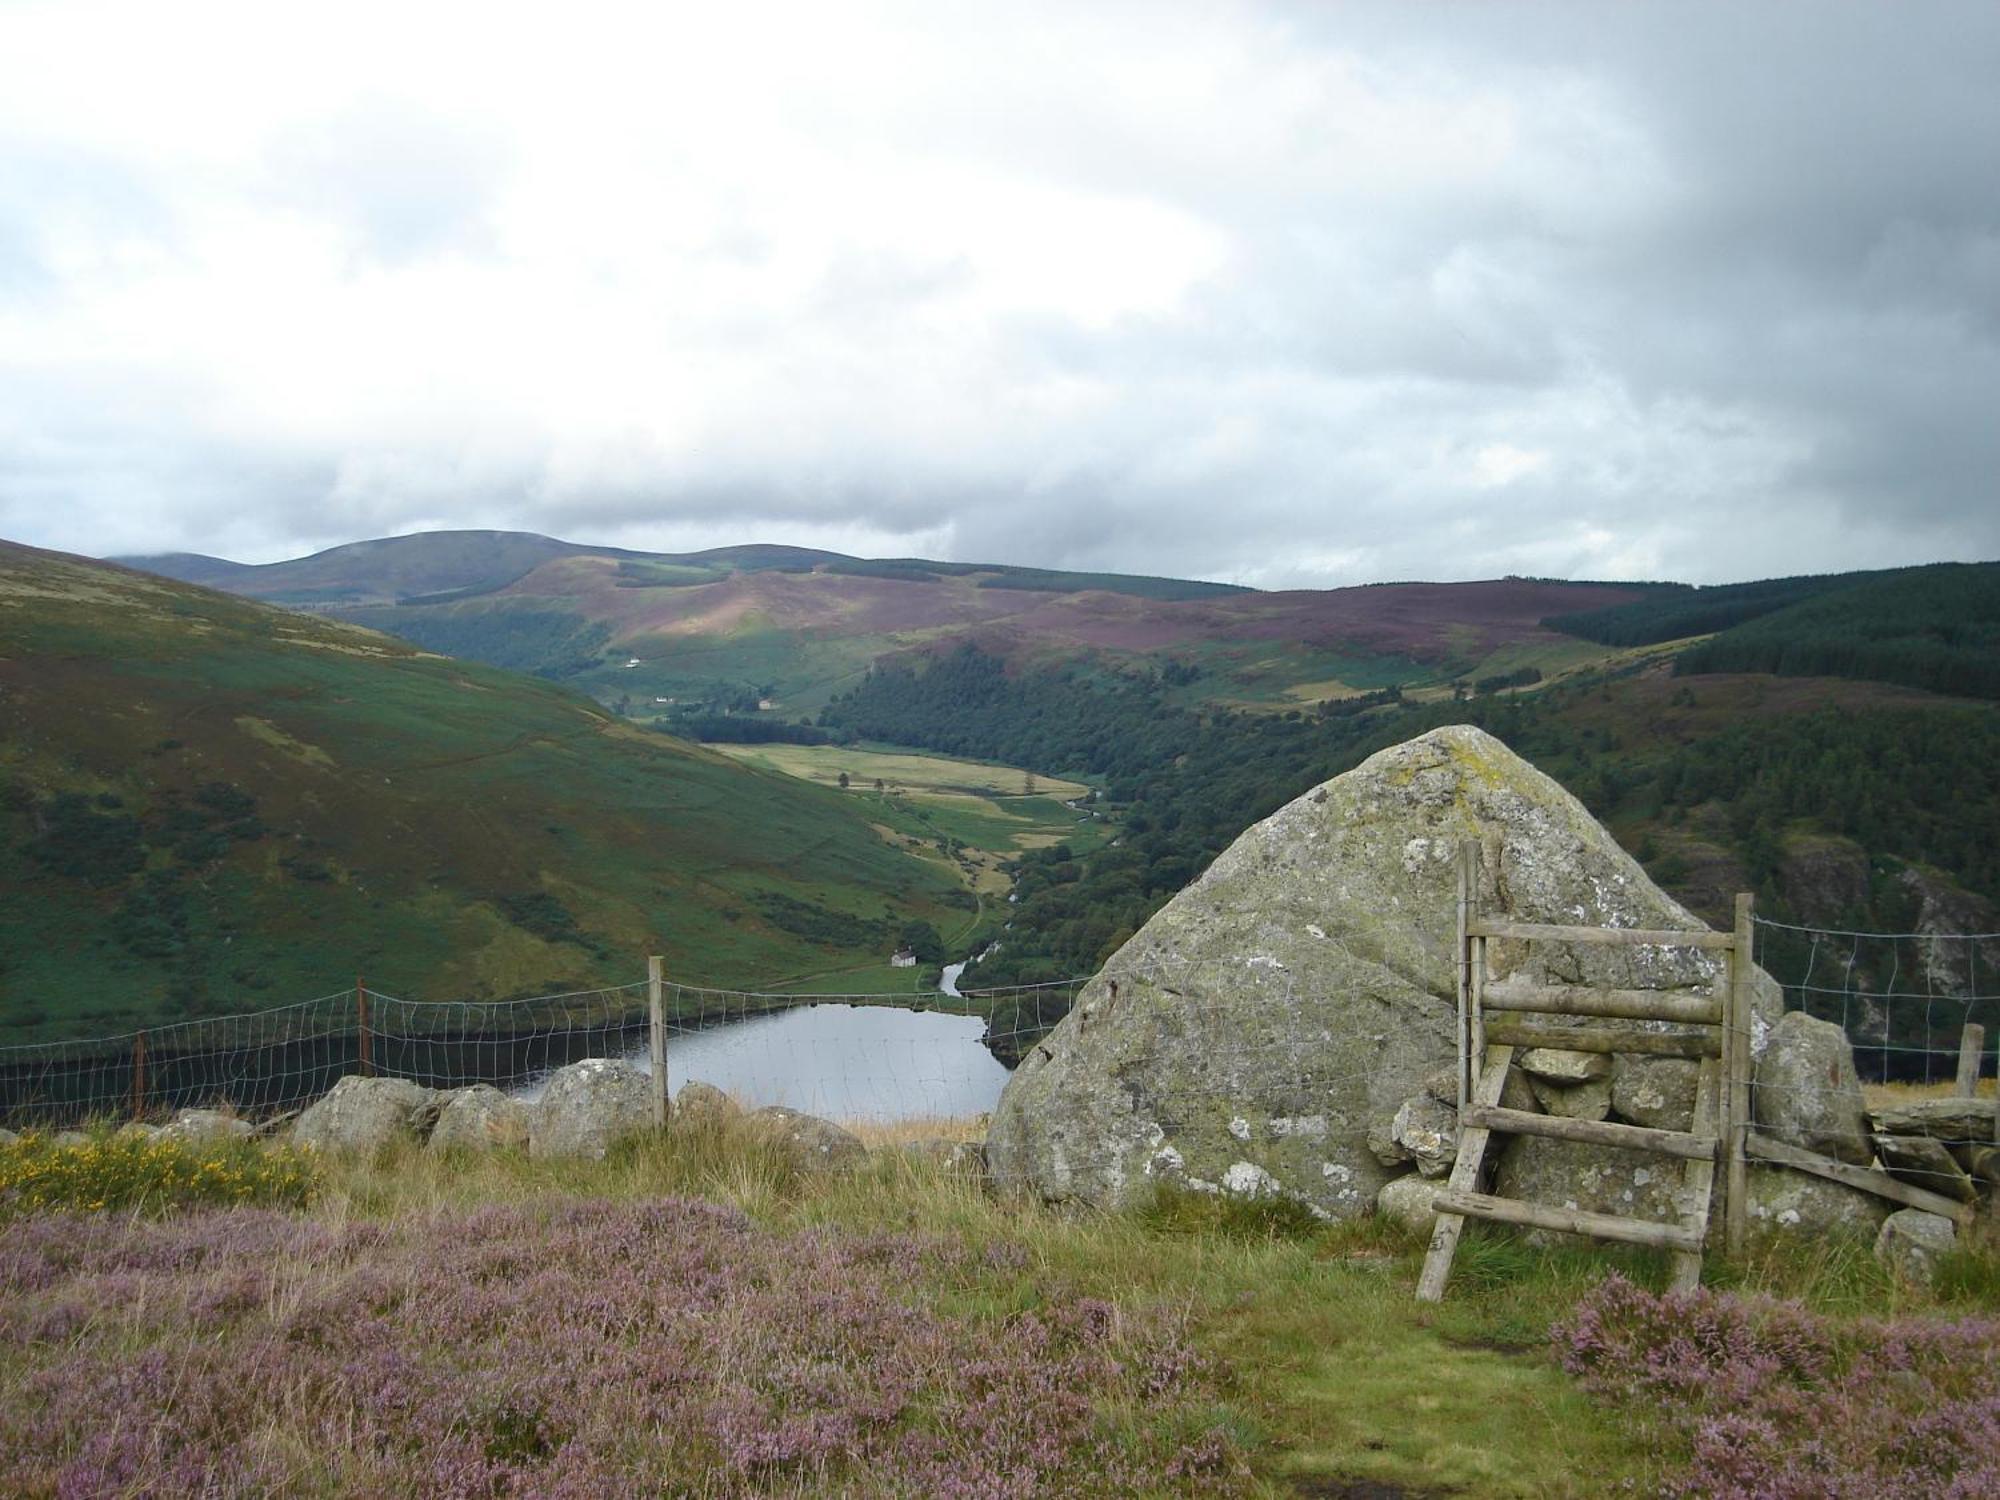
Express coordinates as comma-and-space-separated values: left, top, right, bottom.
0, 974, 1089, 1129
1750, 915, 1998, 1175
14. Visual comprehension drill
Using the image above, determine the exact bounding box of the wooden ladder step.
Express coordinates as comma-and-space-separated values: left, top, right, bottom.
1431, 1189, 1705, 1252
1482, 979, 1723, 1025
1483, 1017, 1721, 1059
1468, 919, 1736, 950
1464, 1105, 1717, 1162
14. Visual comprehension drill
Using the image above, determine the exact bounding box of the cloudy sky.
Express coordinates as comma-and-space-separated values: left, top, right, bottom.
1, 1, 1995, 588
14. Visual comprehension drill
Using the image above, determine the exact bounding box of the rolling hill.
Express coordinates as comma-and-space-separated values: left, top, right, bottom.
119, 530, 1666, 718
0, 542, 967, 1040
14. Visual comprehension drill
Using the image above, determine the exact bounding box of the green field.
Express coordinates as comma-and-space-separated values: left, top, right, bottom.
0, 545, 963, 1039
712, 743, 1089, 802
704, 742, 1109, 984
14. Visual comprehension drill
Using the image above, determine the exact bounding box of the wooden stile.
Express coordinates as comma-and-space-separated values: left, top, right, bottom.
1417, 879, 1744, 1303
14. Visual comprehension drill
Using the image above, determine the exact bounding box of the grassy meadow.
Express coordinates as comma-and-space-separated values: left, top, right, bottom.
3, 1119, 1997, 1497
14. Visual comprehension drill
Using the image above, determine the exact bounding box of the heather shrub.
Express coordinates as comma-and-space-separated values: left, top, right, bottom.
1554, 1273, 2000, 1498
0, 1130, 318, 1219
0, 1196, 1244, 1496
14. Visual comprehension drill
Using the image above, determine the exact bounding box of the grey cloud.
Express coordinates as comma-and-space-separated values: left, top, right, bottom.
2, 1, 1997, 585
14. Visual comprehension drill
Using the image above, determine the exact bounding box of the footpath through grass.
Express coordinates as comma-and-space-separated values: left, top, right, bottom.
3, 1125, 1998, 1496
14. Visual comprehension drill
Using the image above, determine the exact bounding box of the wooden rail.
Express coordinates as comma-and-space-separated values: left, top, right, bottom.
1430, 1189, 1705, 1252
1468, 919, 1735, 950
1463, 1105, 1717, 1162
1482, 979, 1722, 1025
1744, 1132, 1974, 1228
1483, 1017, 1721, 1059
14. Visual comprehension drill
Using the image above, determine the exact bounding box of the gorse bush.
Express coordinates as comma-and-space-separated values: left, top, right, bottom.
0, 1131, 318, 1219
1554, 1273, 2000, 1499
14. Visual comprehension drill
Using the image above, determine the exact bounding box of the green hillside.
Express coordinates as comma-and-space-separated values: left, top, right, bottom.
0, 543, 963, 1040
1673, 561, 2000, 698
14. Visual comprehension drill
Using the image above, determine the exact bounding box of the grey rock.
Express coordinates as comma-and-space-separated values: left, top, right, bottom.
1875, 1208, 1957, 1285
673, 1080, 742, 1130
1530, 1075, 1614, 1122
985, 724, 1773, 1218
428, 1086, 531, 1154
532, 1058, 656, 1159
1519, 1048, 1611, 1085
293, 1076, 440, 1156
1746, 1164, 1888, 1237
745, 1106, 866, 1171
0, 1127, 19, 1145
1752, 1011, 1872, 1165
158, 1110, 253, 1144
1612, 1059, 1700, 1131
1376, 1173, 1441, 1231
907, 1138, 989, 1178
1423, 1064, 1536, 1115
1872, 1134, 1977, 1203
54, 1130, 87, 1148
1492, 1135, 1688, 1232
1870, 1097, 1996, 1145
1390, 1094, 1459, 1178
116, 1122, 162, 1140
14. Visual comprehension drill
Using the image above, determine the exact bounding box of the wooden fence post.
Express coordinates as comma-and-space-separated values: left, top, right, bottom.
648, 955, 668, 1128
131, 1030, 147, 1121
1956, 1024, 1986, 1097
1455, 841, 1474, 1108
1724, 892, 1754, 1258
356, 977, 373, 1077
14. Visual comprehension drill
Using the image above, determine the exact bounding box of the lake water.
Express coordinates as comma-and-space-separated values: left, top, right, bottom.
517, 995, 1012, 1121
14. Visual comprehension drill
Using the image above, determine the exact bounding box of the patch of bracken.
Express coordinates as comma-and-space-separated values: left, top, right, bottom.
1554, 1274, 2000, 1499
0, 1196, 1241, 1496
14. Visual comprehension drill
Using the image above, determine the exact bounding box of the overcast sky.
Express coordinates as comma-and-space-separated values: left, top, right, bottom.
1, 1, 1995, 588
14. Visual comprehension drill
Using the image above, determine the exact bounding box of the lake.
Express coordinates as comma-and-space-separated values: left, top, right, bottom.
517, 995, 1013, 1122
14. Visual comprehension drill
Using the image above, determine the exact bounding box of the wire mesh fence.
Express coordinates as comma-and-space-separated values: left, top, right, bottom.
0, 973, 1089, 1130
1753, 915, 2000, 1084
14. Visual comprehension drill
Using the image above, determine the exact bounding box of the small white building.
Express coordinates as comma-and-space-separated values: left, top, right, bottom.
889, 948, 918, 968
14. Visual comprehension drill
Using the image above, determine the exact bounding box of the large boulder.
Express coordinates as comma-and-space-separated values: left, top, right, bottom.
293, 1076, 439, 1155
428, 1085, 531, 1154
1752, 1012, 1871, 1165
532, 1058, 656, 1159
985, 724, 1778, 1218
